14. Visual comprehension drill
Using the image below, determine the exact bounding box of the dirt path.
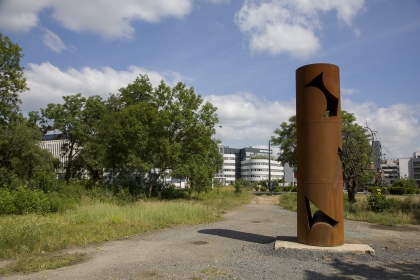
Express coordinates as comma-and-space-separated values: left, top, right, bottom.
5, 196, 420, 280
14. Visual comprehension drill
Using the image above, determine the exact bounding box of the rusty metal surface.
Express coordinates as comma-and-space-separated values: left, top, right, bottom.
296, 63, 344, 247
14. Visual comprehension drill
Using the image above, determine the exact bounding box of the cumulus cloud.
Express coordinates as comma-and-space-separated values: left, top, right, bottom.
22, 62, 184, 112
41, 28, 67, 53
0, 0, 194, 39
234, 0, 365, 58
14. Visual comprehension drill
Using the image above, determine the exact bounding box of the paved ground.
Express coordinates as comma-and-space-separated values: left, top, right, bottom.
4, 196, 420, 280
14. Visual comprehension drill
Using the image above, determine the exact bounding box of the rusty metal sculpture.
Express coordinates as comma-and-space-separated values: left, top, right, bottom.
296, 63, 344, 247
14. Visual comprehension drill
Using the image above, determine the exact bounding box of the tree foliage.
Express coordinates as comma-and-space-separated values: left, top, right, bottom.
340, 111, 376, 202
31, 94, 106, 184
271, 115, 297, 169
98, 76, 222, 196
0, 33, 28, 126
0, 33, 57, 187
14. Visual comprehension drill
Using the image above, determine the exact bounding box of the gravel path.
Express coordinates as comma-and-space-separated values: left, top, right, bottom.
5, 196, 420, 280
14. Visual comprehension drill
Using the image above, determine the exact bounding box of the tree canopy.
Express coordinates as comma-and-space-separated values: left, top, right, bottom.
0, 33, 28, 126
29, 74, 222, 195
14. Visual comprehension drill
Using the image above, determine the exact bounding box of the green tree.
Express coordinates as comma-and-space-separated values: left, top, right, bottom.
0, 33, 57, 187
271, 115, 297, 169
0, 33, 28, 126
100, 77, 222, 196
340, 112, 376, 202
271, 111, 375, 202
34, 94, 106, 184
0, 118, 57, 187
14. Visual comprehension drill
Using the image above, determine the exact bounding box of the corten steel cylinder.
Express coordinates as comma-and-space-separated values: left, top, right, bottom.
296, 63, 344, 247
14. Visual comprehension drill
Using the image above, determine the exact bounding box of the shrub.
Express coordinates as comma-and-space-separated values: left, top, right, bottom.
367, 193, 389, 212
234, 181, 243, 194
29, 171, 59, 193
389, 187, 406, 195
161, 186, 190, 200
0, 189, 16, 214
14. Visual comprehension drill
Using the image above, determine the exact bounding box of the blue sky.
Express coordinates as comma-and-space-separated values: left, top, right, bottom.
1, 0, 419, 159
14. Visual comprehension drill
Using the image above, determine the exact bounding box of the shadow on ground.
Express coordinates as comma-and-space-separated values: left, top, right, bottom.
198, 229, 276, 244
304, 258, 420, 280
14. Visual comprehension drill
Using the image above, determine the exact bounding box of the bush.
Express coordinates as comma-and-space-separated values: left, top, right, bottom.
29, 171, 59, 193
161, 186, 190, 200
367, 193, 389, 212
389, 187, 406, 195
234, 181, 243, 194
0, 185, 81, 215
0, 189, 16, 214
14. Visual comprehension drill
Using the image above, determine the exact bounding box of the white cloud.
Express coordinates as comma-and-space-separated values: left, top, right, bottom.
234, 0, 365, 58
0, 0, 194, 39
205, 92, 295, 147
342, 98, 420, 159
341, 87, 359, 95
41, 28, 67, 53
206, 0, 230, 3
22, 62, 184, 112
0, 0, 49, 32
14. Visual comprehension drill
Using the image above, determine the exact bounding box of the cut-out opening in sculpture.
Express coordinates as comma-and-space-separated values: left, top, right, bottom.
305, 196, 338, 229
305, 73, 338, 117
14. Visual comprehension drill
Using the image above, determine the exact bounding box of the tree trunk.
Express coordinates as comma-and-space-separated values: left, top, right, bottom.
346, 179, 357, 203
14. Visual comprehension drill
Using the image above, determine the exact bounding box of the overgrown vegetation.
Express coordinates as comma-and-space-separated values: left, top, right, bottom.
0, 185, 252, 274
278, 192, 420, 225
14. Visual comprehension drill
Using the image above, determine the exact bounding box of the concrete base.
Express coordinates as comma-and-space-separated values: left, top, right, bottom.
275, 236, 375, 254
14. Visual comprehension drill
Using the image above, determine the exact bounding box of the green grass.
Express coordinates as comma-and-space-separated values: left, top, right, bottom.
0, 186, 252, 274
277, 192, 420, 225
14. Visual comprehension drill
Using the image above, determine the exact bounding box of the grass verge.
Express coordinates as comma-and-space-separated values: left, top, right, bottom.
0, 186, 252, 275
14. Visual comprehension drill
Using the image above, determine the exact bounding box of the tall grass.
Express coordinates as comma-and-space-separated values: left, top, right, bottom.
0, 186, 252, 274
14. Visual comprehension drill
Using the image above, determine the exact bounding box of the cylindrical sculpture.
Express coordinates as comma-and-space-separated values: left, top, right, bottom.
296, 63, 344, 247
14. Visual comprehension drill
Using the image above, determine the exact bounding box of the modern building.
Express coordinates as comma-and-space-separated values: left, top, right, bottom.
215, 144, 284, 185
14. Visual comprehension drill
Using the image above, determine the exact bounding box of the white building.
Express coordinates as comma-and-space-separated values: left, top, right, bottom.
241, 158, 284, 183
40, 134, 70, 179
214, 144, 284, 185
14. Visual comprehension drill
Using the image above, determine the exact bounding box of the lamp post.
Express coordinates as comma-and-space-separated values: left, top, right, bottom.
268, 140, 271, 191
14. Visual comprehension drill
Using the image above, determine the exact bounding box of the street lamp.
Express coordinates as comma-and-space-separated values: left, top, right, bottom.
268, 140, 271, 191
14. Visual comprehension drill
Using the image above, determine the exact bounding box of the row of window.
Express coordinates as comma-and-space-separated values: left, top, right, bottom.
242, 162, 282, 167
223, 163, 235, 166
